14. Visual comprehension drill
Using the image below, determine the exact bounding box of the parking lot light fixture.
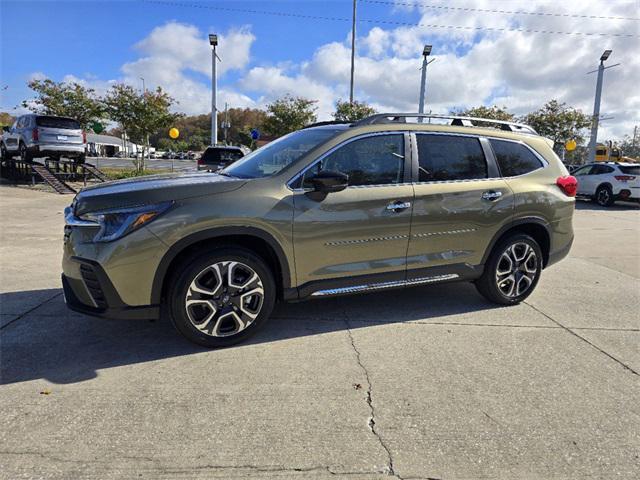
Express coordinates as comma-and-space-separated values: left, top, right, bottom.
600, 49, 612, 62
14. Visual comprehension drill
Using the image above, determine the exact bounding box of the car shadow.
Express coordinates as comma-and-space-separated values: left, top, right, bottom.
1, 282, 502, 386
575, 199, 640, 211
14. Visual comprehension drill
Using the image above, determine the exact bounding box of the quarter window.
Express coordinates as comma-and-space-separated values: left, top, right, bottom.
416, 134, 487, 181
490, 139, 544, 177
303, 134, 405, 188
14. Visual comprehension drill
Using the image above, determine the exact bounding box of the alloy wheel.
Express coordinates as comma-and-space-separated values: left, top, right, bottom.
185, 261, 265, 337
495, 242, 538, 298
596, 188, 611, 206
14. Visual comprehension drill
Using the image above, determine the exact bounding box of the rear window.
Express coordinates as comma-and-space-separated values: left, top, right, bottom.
416, 134, 487, 181
490, 139, 543, 177
619, 166, 640, 175
201, 148, 243, 164
35, 116, 81, 129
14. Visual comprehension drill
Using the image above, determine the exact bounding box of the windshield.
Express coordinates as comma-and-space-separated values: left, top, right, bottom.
222, 128, 342, 179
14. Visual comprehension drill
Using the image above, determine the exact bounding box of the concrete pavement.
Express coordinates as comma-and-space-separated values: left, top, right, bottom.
1, 186, 638, 479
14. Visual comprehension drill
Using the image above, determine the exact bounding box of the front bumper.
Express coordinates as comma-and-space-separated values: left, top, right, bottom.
62, 260, 159, 320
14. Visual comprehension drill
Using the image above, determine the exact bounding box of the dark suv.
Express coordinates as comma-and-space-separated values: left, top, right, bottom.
1, 114, 86, 162
197, 145, 245, 171
62, 114, 576, 347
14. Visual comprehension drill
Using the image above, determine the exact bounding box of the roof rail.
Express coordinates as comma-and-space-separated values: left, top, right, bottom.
353, 113, 538, 135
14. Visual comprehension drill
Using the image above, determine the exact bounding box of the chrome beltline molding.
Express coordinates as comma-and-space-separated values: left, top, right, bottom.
310, 273, 460, 297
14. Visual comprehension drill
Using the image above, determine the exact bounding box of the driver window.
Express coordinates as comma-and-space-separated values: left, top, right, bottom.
572, 166, 592, 176
302, 134, 404, 188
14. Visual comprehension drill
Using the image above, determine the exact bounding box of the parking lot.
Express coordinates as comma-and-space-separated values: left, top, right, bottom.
0, 185, 638, 479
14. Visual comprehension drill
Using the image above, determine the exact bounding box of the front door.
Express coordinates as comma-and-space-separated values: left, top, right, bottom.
407, 133, 515, 280
292, 133, 414, 291
573, 165, 597, 195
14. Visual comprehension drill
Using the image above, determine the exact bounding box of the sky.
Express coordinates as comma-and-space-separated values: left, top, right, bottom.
1, 0, 638, 140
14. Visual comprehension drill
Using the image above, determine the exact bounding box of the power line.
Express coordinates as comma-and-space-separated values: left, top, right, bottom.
144, 1, 639, 38
361, 0, 640, 22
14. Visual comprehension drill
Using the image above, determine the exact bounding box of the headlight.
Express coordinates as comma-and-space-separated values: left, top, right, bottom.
78, 201, 173, 243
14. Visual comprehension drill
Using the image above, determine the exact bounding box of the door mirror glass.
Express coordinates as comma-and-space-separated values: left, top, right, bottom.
310, 170, 349, 193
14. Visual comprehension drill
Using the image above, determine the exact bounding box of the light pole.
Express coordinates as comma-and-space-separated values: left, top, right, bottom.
139, 76, 146, 93
349, 0, 357, 104
209, 34, 218, 146
587, 49, 619, 163
418, 45, 432, 122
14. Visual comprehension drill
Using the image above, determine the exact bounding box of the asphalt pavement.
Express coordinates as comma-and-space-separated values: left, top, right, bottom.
0, 186, 638, 479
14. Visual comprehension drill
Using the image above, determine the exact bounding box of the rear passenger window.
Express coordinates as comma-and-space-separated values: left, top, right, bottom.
416, 135, 487, 181
490, 139, 543, 177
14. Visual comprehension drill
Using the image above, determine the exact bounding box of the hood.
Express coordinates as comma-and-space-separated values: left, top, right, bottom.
74, 172, 246, 215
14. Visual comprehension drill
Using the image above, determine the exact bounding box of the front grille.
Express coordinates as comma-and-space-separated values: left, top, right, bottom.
79, 264, 108, 309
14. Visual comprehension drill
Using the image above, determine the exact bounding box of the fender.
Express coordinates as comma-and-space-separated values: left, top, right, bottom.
150, 226, 292, 304
481, 216, 551, 266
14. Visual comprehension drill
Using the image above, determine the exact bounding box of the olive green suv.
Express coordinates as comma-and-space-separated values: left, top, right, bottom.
62, 114, 577, 347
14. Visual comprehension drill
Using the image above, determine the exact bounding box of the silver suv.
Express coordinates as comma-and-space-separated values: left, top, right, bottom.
1, 114, 86, 163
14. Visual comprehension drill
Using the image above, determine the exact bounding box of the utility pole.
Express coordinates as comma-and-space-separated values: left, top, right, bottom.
223, 102, 230, 145
587, 49, 619, 163
140, 77, 147, 171
209, 34, 219, 146
349, 0, 356, 104
418, 45, 432, 122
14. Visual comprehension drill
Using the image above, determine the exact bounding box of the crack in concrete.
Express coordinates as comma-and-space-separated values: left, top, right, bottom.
524, 301, 638, 376
344, 317, 403, 480
0, 292, 62, 330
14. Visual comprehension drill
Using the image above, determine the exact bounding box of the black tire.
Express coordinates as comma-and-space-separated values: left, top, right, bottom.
168, 247, 276, 348
19, 142, 32, 162
0, 143, 6, 162
475, 233, 543, 305
595, 184, 614, 207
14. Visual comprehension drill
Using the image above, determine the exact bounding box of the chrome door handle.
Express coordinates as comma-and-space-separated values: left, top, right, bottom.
481, 190, 503, 201
386, 201, 411, 212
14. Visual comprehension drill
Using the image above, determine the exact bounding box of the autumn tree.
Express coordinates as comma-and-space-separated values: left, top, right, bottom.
22, 78, 105, 130
332, 100, 376, 122
104, 84, 181, 170
263, 95, 317, 137
520, 100, 591, 153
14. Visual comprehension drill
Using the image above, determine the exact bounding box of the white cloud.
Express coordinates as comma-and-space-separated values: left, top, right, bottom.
25, 2, 639, 139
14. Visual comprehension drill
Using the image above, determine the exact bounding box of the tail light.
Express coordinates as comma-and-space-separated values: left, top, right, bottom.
82, 130, 87, 144
556, 175, 577, 197
32, 128, 39, 141
614, 175, 635, 182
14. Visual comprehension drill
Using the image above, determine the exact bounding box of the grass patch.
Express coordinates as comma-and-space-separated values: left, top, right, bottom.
100, 168, 166, 180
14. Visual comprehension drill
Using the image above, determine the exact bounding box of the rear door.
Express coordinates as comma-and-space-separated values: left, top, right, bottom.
292, 132, 413, 290
35, 116, 83, 146
407, 133, 514, 278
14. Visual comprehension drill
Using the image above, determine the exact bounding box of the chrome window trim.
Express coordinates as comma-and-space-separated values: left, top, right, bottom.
286, 131, 410, 192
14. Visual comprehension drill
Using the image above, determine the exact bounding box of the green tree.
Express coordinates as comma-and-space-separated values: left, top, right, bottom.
332, 99, 376, 122
21, 78, 104, 130
0, 112, 15, 127
451, 105, 515, 121
617, 132, 640, 160
520, 100, 591, 153
263, 95, 317, 137
104, 84, 181, 170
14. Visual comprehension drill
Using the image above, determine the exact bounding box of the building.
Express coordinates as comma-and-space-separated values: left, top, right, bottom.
86, 133, 148, 157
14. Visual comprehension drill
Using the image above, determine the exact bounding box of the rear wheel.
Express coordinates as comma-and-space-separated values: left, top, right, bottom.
595, 185, 614, 207
475, 234, 542, 305
168, 247, 276, 348
19, 142, 32, 162
0, 143, 6, 162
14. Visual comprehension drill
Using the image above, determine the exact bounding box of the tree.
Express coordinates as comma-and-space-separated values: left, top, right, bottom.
618, 132, 640, 160
520, 100, 591, 153
332, 100, 376, 122
451, 105, 514, 121
21, 78, 104, 130
104, 84, 181, 170
0, 112, 14, 127
219, 108, 267, 146
263, 95, 317, 137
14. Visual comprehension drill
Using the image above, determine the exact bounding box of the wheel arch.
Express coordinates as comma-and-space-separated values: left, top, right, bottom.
152, 227, 292, 304
482, 217, 551, 268
596, 182, 613, 192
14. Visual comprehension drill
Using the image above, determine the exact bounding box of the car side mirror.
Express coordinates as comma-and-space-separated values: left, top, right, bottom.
310, 170, 349, 193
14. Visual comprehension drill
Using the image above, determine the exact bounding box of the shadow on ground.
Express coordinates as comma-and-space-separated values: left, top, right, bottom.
1, 282, 500, 386
575, 199, 640, 211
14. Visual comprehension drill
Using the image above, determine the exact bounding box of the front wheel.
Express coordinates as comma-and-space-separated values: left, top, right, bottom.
595, 185, 614, 207
19, 142, 32, 162
475, 234, 543, 305
168, 248, 276, 348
